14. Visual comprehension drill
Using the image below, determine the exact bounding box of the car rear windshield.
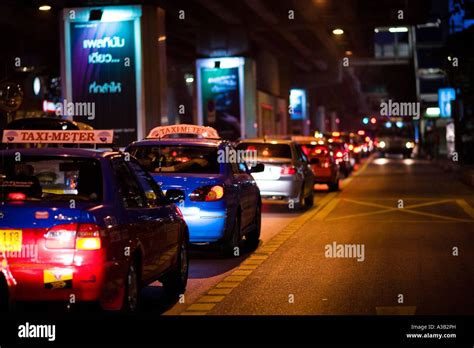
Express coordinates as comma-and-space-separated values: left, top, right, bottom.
236, 143, 292, 159
0, 156, 103, 202
128, 145, 220, 174
300, 144, 329, 157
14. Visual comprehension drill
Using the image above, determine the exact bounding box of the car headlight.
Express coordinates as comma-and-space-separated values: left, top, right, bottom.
378, 141, 386, 149
405, 141, 414, 149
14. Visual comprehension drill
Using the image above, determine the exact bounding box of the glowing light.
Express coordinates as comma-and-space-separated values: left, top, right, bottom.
39, 5, 51, 11
426, 107, 440, 116
389, 27, 408, 33
332, 28, 344, 35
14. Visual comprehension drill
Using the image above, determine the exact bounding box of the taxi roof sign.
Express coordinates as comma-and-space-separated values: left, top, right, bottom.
147, 124, 220, 139
2, 130, 114, 144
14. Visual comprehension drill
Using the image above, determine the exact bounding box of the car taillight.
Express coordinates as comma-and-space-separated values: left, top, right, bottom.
7, 192, 26, 200
76, 224, 102, 250
44, 223, 102, 250
336, 151, 343, 158
280, 166, 296, 175
320, 159, 330, 168
190, 185, 224, 202
44, 224, 77, 249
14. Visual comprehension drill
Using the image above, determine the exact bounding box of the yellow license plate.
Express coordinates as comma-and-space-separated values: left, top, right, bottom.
44, 269, 73, 289
0, 229, 22, 252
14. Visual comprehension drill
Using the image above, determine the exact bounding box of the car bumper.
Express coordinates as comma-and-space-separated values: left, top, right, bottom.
10, 262, 110, 303
180, 206, 228, 243
311, 167, 337, 183
255, 177, 302, 201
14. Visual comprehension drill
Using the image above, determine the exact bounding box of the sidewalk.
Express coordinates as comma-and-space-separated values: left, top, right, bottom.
431, 156, 474, 188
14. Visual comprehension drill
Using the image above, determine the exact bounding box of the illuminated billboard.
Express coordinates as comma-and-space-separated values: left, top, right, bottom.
62, 6, 143, 146
289, 89, 306, 120
196, 57, 249, 140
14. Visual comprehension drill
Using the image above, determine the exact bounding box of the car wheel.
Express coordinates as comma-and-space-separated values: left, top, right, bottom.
304, 190, 314, 206
162, 237, 189, 298
121, 262, 139, 312
328, 179, 340, 192
245, 204, 261, 250
221, 213, 241, 257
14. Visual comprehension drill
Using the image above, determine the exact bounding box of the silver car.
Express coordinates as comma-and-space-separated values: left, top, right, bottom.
236, 138, 314, 209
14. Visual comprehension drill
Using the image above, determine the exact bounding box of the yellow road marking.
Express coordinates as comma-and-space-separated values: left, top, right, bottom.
327, 198, 474, 222
456, 199, 474, 218
180, 190, 341, 315
376, 306, 417, 315
313, 198, 340, 221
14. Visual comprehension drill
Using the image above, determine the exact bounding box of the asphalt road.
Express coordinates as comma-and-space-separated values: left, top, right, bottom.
158, 155, 474, 315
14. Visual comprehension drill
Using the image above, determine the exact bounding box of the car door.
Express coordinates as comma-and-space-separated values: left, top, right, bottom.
126, 159, 180, 275
294, 143, 314, 196
110, 157, 164, 282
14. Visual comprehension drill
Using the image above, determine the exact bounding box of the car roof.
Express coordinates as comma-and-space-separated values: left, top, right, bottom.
0, 147, 120, 159
128, 138, 222, 148
5, 117, 80, 130
238, 138, 294, 145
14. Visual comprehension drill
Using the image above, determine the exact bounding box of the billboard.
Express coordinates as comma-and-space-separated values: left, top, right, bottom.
200, 67, 241, 140
289, 89, 306, 120
62, 6, 143, 146
438, 88, 456, 118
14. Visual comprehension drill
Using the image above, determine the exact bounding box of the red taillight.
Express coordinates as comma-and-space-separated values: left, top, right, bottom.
44, 223, 101, 250
280, 166, 296, 175
7, 192, 26, 200
336, 151, 343, 158
76, 224, 102, 250
190, 185, 224, 202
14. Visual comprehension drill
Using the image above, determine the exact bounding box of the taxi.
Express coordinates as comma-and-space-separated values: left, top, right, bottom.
0, 129, 189, 311
292, 136, 340, 192
126, 125, 264, 257
0, 252, 16, 311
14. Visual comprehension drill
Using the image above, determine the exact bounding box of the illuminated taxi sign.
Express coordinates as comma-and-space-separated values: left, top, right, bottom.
147, 124, 220, 139
2, 130, 114, 144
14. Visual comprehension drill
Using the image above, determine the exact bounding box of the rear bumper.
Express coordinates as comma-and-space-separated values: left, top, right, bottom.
311, 167, 337, 183
256, 178, 302, 201
10, 261, 116, 304
180, 206, 228, 243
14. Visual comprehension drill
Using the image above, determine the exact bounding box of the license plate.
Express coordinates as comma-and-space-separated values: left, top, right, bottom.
0, 229, 22, 252
44, 269, 73, 289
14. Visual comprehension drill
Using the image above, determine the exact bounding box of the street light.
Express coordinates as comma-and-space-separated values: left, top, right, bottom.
332, 28, 344, 35
39, 5, 51, 11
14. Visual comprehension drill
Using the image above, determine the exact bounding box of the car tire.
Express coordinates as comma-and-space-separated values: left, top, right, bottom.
304, 191, 314, 206
245, 204, 261, 250
221, 213, 241, 257
328, 179, 340, 192
121, 261, 139, 312
162, 236, 189, 298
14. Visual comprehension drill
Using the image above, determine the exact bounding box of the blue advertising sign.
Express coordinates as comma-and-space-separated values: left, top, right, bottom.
289, 89, 306, 120
438, 88, 456, 118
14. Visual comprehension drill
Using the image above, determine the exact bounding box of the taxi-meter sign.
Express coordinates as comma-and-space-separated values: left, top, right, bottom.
147, 124, 220, 139
2, 130, 114, 144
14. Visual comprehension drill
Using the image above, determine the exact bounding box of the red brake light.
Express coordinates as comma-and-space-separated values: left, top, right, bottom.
7, 192, 26, 200
281, 166, 296, 175
190, 185, 224, 202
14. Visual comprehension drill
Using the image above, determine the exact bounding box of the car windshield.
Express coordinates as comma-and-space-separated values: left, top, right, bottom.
0, 156, 103, 202
236, 143, 292, 159
129, 145, 220, 174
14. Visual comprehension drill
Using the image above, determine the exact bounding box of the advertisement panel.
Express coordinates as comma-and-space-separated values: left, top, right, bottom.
69, 19, 137, 145
289, 89, 306, 120
200, 66, 241, 140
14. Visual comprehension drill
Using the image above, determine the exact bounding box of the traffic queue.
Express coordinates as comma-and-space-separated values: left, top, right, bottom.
0, 121, 371, 312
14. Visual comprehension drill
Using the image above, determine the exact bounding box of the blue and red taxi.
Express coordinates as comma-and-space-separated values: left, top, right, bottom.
0, 129, 189, 311
126, 125, 264, 257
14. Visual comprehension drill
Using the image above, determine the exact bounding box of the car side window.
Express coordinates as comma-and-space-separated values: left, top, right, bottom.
111, 158, 146, 209
126, 159, 167, 207
295, 144, 308, 163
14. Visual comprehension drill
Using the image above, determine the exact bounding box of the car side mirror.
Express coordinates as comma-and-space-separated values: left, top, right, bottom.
165, 189, 185, 203
309, 158, 319, 165
248, 162, 265, 173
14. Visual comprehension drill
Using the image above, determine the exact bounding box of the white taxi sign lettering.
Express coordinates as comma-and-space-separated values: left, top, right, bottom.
2, 130, 114, 144
147, 124, 219, 139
